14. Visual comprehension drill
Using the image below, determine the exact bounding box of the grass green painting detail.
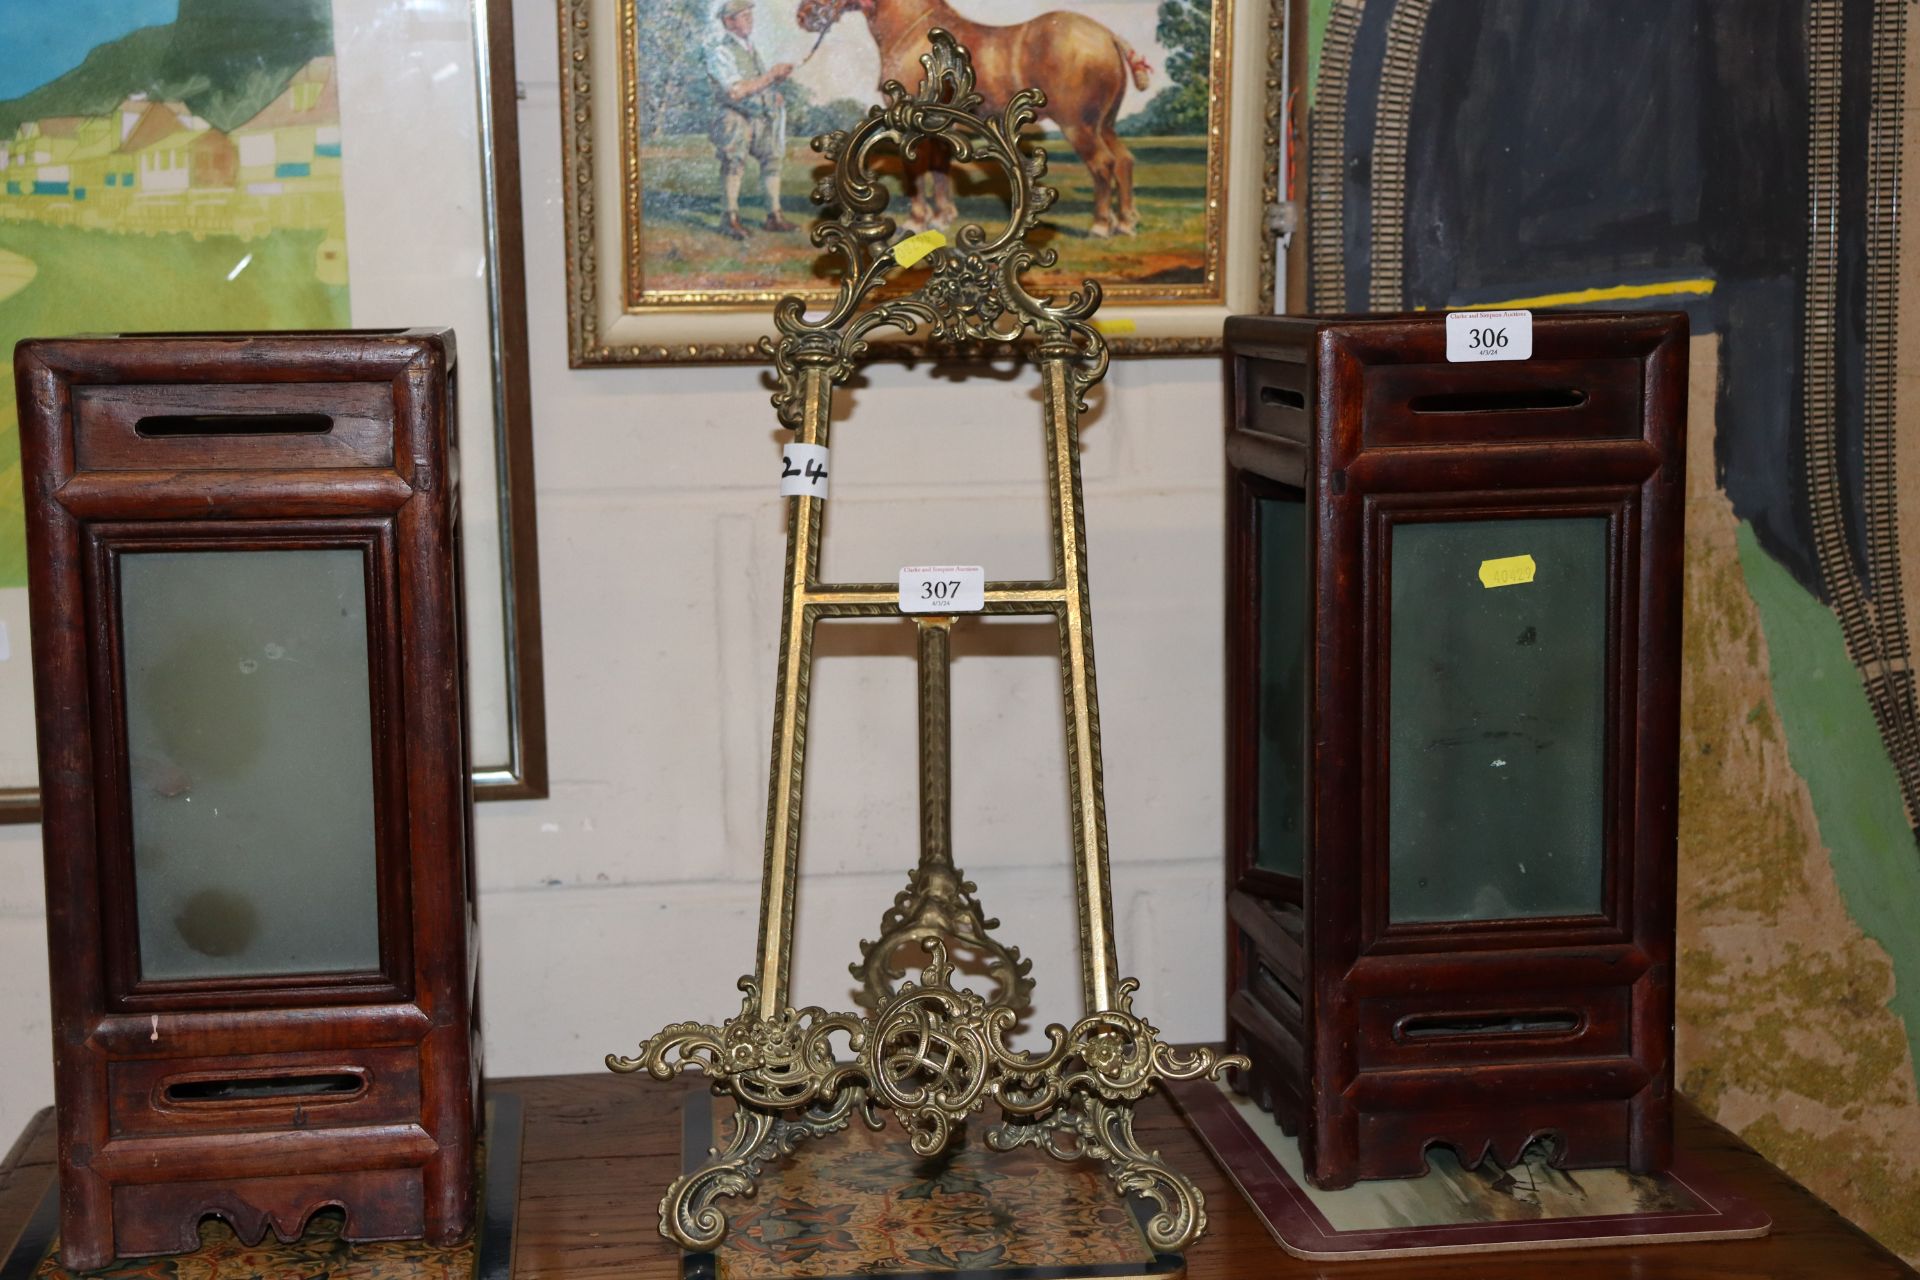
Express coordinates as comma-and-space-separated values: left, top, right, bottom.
0, 0, 349, 588
1735, 525, 1920, 1069
1305, 0, 1337, 109
0, 225, 346, 586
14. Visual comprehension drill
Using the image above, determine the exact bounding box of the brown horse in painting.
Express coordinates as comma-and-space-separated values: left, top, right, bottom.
800, 0, 1152, 236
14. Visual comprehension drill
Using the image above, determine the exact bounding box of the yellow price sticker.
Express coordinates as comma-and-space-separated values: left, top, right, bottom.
1093, 318, 1138, 336
893, 230, 947, 268
1478, 554, 1537, 589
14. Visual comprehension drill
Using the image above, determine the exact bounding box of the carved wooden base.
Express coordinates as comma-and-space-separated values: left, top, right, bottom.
1226, 902, 1667, 1192
55, 1164, 454, 1273
33, 1097, 520, 1274
1338, 1099, 1645, 1187
108, 1170, 434, 1261
1235, 1035, 1658, 1191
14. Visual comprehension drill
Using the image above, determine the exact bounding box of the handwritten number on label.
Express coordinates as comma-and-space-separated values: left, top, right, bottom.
779, 444, 830, 498
781, 457, 827, 486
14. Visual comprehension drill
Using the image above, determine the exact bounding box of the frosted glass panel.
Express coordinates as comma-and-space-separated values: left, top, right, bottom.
121, 549, 380, 981
1388, 518, 1608, 923
1254, 494, 1307, 878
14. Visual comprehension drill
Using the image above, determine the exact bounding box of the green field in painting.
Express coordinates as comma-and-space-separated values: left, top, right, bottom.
0, 223, 348, 587
636, 133, 1212, 296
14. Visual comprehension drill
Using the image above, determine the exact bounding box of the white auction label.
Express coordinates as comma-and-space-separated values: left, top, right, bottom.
0, 621, 9, 662
780, 443, 830, 498
1446, 309, 1533, 362
899, 566, 985, 614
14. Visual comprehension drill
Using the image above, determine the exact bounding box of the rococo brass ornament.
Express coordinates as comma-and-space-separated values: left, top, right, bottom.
609, 31, 1244, 1254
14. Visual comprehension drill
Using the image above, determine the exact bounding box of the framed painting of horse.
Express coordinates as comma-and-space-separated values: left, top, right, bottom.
558, 0, 1280, 364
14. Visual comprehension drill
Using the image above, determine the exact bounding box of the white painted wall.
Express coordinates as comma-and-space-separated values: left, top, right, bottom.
0, 2, 1228, 1144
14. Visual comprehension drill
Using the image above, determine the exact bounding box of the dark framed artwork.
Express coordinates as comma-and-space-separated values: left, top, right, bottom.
0, 0, 546, 821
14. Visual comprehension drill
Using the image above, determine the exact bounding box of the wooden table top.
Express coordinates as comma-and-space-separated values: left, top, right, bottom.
1, 1074, 1913, 1278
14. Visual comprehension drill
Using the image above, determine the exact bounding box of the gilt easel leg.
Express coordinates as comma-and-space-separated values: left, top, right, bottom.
753, 361, 833, 1022
1038, 354, 1122, 1013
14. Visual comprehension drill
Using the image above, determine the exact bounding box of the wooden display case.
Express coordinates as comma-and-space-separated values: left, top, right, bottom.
1222, 311, 1687, 1189
17, 331, 479, 1268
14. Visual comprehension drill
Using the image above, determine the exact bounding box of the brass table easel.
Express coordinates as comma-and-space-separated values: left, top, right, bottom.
610, 31, 1242, 1256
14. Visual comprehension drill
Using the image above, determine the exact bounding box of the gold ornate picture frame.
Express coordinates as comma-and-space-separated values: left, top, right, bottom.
558, 0, 1279, 365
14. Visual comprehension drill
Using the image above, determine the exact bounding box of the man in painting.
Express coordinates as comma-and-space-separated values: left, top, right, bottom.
705, 0, 795, 240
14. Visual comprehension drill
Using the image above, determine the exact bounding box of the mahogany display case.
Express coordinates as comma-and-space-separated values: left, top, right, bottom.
16, 331, 479, 1269
1222, 311, 1687, 1189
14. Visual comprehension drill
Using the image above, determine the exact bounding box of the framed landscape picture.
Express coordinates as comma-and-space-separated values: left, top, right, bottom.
0, 0, 547, 820
560, 0, 1279, 363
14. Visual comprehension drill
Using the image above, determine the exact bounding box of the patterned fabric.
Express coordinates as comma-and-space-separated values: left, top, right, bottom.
21, 1109, 508, 1280
706, 1111, 1161, 1280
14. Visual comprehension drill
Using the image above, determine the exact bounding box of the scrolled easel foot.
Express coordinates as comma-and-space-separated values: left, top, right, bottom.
659, 1099, 776, 1251
989, 1093, 1210, 1252
660, 1087, 874, 1251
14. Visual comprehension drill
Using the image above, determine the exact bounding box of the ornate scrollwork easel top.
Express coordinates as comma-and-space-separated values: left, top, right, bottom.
763, 28, 1111, 428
